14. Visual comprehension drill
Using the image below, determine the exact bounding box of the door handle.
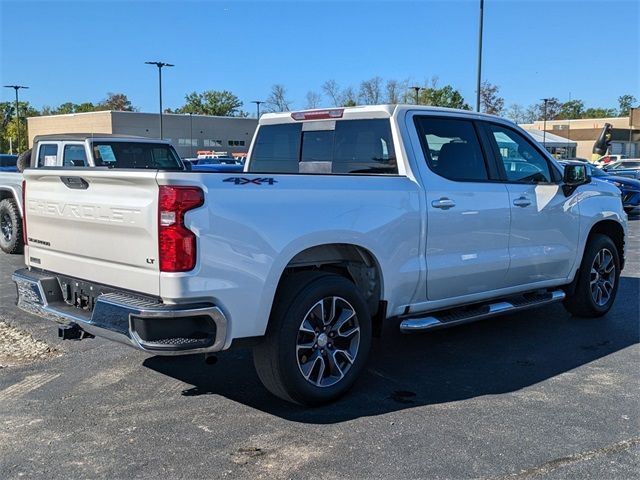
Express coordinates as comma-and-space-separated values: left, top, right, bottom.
513, 196, 531, 208
431, 198, 456, 210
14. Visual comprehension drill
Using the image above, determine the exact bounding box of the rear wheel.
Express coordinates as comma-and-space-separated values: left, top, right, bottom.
564, 234, 620, 317
0, 198, 23, 254
253, 272, 371, 406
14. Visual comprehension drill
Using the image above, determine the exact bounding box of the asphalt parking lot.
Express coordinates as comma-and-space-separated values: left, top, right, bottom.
1, 212, 638, 479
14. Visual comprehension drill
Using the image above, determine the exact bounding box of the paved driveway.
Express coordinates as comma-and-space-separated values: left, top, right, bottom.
1, 213, 638, 479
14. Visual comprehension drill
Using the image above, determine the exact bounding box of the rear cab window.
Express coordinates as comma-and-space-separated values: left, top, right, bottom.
248, 119, 397, 175
37, 143, 60, 167
91, 142, 183, 170
63, 144, 88, 167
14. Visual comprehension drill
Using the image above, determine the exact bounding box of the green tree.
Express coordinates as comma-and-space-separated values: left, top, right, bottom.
557, 99, 585, 119
0, 101, 39, 153
618, 94, 637, 116
99, 92, 134, 111
582, 107, 617, 118
479, 81, 504, 115
421, 84, 470, 110
175, 90, 246, 116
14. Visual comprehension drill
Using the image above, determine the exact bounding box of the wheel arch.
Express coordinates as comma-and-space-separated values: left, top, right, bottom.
588, 219, 625, 270
270, 242, 386, 335
0, 187, 23, 217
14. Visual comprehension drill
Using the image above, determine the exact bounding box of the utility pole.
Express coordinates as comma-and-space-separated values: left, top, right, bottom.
541, 98, 550, 148
410, 86, 422, 105
189, 112, 194, 157
145, 61, 174, 139
251, 100, 264, 118
3, 85, 29, 153
475, 0, 484, 112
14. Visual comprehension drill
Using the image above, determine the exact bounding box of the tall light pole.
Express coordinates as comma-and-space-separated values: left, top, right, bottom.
4, 85, 29, 153
410, 86, 422, 105
251, 100, 264, 118
188, 112, 194, 157
145, 61, 174, 139
475, 0, 484, 112
541, 98, 550, 148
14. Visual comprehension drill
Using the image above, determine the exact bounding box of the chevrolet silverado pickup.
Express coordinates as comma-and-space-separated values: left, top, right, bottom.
0, 134, 185, 254
14, 105, 627, 405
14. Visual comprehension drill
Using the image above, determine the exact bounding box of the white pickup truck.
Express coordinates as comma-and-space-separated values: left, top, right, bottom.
14, 105, 627, 405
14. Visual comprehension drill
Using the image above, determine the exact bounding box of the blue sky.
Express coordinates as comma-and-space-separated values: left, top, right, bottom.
1, 0, 638, 114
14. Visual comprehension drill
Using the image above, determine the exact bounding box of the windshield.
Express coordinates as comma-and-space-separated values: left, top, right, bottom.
92, 142, 183, 170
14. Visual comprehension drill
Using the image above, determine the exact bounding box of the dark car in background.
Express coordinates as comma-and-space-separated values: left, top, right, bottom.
0, 154, 18, 172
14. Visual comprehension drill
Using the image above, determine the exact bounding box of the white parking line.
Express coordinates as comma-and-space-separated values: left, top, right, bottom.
0, 373, 61, 402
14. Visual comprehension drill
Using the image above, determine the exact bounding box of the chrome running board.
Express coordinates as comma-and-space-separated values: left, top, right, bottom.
399, 290, 566, 333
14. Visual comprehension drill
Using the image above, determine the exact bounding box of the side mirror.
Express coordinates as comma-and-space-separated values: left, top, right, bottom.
183, 161, 193, 171
562, 164, 590, 196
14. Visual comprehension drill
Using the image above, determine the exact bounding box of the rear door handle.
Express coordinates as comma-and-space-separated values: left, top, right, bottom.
431, 198, 456, 210
513, 196, 531, 207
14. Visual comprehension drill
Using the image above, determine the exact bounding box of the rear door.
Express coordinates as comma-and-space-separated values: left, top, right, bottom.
23, 169, 161, 296
481, 122, 580, 285
412, 114, 511, 300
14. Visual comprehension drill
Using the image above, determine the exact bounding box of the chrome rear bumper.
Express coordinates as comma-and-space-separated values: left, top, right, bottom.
12, 268, 228, 355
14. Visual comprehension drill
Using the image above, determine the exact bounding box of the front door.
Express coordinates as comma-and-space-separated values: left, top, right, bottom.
413, 115, 511, 301
483, 123, 580, 286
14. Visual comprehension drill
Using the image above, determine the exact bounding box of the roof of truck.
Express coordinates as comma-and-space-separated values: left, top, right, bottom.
258, 104, 512, 126
33, 133, 171, 143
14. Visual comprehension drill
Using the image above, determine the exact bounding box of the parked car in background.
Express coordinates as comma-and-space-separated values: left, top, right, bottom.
594, 154, 628, 166
0, 134, 187, 255
602, 159, 640, 180
192, 157, 243, 172
561, 160, 640, 213
0, 154, 18, 172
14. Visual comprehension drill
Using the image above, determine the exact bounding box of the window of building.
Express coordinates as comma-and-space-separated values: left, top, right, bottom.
178, 138, 198, 146
204, 139, 223, 147
414, 117, 488, 181
228, 140, 246, 147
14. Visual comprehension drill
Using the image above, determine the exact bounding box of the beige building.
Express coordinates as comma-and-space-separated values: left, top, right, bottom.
520, 115, 640, 160
27, 111, 258, 158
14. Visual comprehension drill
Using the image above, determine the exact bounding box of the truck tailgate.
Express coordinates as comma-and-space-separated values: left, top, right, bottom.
23, 169, 161, 296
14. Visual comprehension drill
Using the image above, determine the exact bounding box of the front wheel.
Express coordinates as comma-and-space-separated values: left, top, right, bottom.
253, 272, 372, 406
563, 234, 620, 317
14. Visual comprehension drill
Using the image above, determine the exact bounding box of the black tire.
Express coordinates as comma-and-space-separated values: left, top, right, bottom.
253, 271, 372, 406
0, 198, 23, 254
563, 234, 620, 318
16, 149, 31, 173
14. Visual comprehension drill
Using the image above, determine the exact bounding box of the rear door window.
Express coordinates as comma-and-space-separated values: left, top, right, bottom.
249, 119, 397, 174
63, 144, 88, 166
414, 117, 489, 181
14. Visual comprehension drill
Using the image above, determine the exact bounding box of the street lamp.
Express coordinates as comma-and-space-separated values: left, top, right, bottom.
145, 61, 174, 139
476, 0, 484, 112
251, 100, 264, 118
3, 84, 29, 153
541, 98, 550, 148
188, 112, 194, 157
410, 86, 422, 105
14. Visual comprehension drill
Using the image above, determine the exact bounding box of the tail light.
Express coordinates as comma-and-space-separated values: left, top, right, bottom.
22, 180, 27, 245
158, 186, 204, 272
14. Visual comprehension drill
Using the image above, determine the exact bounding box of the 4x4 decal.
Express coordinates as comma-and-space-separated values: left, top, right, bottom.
223, 177, 278, 185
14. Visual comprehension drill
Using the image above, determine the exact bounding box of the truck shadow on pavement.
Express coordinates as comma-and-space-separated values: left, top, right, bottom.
144, 275, 639, 424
